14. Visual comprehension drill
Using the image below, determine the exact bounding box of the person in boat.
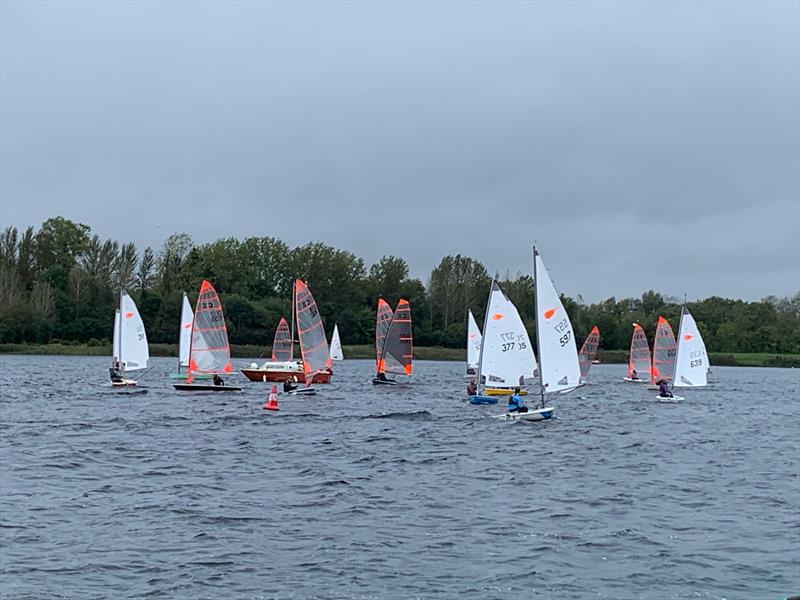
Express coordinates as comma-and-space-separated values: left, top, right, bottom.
507, 387, 528, 413
630, 369, 639, 380
283, 377, 298, 392
658, 379, 673, 398
213, 374, 224, 386
109, 367, 123, 383
466, 380, 477, 396
376, 371, 388, 382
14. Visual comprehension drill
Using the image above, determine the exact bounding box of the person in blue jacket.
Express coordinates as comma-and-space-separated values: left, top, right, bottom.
507, 387, 528, 413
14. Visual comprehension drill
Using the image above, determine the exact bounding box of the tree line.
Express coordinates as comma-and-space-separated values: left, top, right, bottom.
1, 217, 798, 355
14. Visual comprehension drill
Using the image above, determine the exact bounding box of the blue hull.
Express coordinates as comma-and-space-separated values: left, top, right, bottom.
468, 395, 498, 405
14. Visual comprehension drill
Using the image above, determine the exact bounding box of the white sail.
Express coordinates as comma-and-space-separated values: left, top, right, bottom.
533, 249, 581, 394
477, 281, 537, 389
179, 292, 193, 369
329, 323, 344, 361
673, 306, 708, 387
112, 309, 121, 366
466, 309, 482, 374
118, 290, 149, 372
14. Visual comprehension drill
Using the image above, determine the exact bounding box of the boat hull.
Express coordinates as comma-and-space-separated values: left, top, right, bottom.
623, 377, 647, 383
112, 379, 137, 387
173, 383, 242, 392
484, 387, 528, 396
656, 395, 684, 403
494, 406, 555, 421
240, 368, 331, 384
372, 377, 398, 385
468, 395, 498, 405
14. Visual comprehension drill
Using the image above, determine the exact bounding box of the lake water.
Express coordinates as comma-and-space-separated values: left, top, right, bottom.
1, 355, 798, 599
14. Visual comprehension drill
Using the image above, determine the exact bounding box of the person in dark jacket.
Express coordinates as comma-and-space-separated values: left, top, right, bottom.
213, 374, 224, 386
658, 379, 673, 398
466, 380, 477, 396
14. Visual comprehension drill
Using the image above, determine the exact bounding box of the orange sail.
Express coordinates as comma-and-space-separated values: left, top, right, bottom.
651, 316, 677, 384
628, 323, 651, 379
375, 298, 394, 373
186, 280, 233, 383
294, 279, 332, 376
379, 299, 413, 376
271, 317, 292, 361
578, 326, 600, 380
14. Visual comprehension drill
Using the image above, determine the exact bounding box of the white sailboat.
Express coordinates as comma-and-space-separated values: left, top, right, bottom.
170, 292, 210, 380
466, 309, 482, 378
469, 280, 538, 405
110, 289, 149, 387
669, 306, 708, 397
329, 323, 344, 361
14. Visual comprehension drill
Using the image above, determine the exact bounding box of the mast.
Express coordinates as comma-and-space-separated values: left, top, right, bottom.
475, 280, 494, 394
116, 289, 124, 371
290, 280, 296, 361
532, 247, 546, 408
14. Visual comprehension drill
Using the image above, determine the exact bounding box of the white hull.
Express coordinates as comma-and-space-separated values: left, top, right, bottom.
112, 379, 137, 387
623, 377, 647, 383
493, 406, 555, 421
656, 395, 684, 403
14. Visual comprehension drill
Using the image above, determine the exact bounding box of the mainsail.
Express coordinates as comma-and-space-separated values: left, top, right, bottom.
533, 248, 581, 394
578, 326, 600, 380
294, 279, 332, 376
628, 323, 651, 379
187, 280, 233, 383
179, 292, 193, 370
477, 280, 537, 389
375, 298, 394, 371
651, 316, 677, 384
271, 317, 292, 361
379, 299, 413, 375
673, 306, 709, 387
329, 324, 344, 361
114, 289, 149, 372
466, 309, 482, 375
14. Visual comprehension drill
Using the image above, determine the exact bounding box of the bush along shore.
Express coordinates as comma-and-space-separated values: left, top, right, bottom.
1, 342, 798, 368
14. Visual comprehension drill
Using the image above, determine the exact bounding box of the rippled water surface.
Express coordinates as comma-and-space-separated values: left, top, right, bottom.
1, 355, 798, 599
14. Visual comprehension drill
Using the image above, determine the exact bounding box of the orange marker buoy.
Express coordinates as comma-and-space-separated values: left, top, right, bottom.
263, 384, 279, 411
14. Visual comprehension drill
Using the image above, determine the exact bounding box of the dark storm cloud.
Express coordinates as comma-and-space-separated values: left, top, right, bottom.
1, 0, 798, 301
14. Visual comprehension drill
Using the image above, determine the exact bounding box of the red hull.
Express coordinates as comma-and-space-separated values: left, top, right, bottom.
240, 369, 332, 384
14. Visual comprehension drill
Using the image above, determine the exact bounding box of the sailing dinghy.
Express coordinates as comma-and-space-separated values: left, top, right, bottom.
110, 289, 150, 387
670, 306, 709, 392
173, 280, 241, 392
497, 247, 581, 421
578, 326, 600, 383
468, 280, 537, 405
329, 323, 344, 361
649, 316, 677, 391
466, 309, 482, 378
373, 299, 413, 385
240, 281, 333, 384
169, 292, 210, 380
624, 323, 651, 382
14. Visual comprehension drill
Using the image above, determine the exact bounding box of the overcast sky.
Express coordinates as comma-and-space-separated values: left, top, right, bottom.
1, 0, 798, 302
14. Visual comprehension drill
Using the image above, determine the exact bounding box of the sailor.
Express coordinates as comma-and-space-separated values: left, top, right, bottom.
376, 371, 388, 382
466, 380, 477, 396
283, 378, 298, 392
507, 387, 527, 413
109, 367, 123, 383
658, 379, 673, 398
213, 374, 224, 386
630, 369, 639, 380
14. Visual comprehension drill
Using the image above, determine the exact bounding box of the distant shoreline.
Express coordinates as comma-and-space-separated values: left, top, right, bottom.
0, 343, 797, 368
